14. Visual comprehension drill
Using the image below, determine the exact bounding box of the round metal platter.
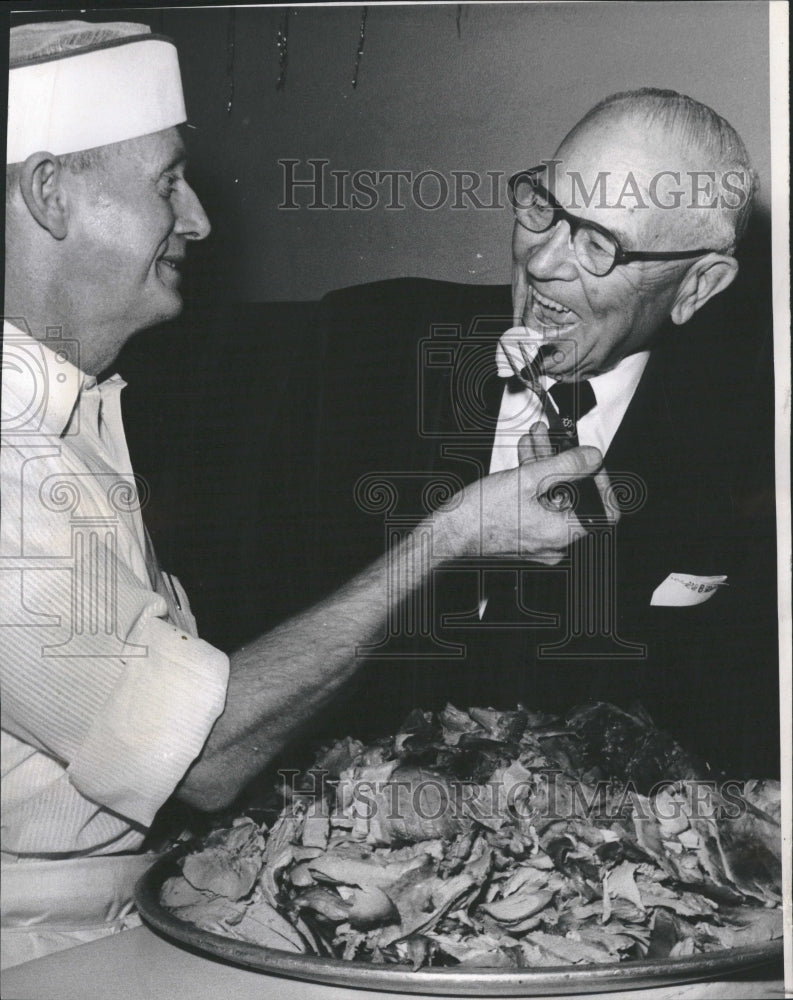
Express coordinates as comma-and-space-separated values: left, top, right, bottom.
135, 849, 782, 996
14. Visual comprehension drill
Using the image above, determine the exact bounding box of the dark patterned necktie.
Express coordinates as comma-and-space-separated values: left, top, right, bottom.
545, 379, 597, 447
543, 379, 605, 527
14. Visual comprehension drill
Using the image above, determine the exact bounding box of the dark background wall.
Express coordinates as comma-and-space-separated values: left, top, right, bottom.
13, 2, 771, 302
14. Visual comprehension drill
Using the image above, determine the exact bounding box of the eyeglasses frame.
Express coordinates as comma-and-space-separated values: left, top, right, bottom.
507, 166, 725, 277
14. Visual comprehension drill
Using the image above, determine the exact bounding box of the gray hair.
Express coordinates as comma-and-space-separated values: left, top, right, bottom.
6, 148, 113, 201
564, 88, 757, 250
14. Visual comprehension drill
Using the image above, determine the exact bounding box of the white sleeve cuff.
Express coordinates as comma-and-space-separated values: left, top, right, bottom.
68, 616, 229, 827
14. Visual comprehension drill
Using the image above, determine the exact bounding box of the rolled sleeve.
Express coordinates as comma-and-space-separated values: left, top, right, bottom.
2, 545, 229, 848
68, 615, 229, 828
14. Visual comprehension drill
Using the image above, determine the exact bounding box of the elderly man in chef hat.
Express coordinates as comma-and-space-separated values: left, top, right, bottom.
1, 20, 606, 966
1, 21, 219, 968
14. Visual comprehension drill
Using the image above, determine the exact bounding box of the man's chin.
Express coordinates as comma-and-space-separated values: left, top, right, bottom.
154, 287, 185, 323
517, 325, 588, 378
131, 292, 185, 338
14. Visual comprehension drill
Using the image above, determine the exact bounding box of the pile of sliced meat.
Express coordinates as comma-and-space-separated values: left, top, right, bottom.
161, 703, 782, 968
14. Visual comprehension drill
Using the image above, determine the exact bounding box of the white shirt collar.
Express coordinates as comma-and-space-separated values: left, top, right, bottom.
495, 325, 649, 412
496, 326, 648, 395
587, 349, 650, 415
490, 327, 651, 471
2, 320, 126, 438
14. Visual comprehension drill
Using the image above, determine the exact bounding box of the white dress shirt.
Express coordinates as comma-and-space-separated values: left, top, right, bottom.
489, 327, 650, 474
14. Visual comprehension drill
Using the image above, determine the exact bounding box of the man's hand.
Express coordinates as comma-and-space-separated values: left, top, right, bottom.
432, 438, 606, 566
519, 422, 619, 531
518, 421, 555, 462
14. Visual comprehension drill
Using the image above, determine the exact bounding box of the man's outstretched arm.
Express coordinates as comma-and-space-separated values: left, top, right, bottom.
176, 444, 604, 810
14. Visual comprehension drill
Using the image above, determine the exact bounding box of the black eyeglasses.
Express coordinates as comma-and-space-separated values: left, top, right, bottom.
508, 166, 722, 277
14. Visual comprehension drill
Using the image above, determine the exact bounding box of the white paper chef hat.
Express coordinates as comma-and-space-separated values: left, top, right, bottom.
7, 20, 187, 163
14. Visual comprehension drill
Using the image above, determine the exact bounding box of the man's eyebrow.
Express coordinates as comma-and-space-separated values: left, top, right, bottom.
543, 177, 636, 248
160, 153, 187, 175
597, 221, 632, 247
573, 206, 632, 247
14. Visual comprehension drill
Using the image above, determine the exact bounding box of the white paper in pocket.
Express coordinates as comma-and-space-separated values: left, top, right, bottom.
650, 573, 728, 607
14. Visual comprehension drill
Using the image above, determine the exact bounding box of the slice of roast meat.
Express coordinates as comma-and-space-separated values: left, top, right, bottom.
565, 703, 710, 793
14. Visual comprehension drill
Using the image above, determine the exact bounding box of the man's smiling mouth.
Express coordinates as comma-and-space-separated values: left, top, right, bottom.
527, 286, 578, 331
157, 254, 184, 283
158, 255, 182, 270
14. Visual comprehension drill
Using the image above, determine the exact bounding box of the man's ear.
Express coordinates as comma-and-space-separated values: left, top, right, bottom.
19, 152, 69, 240
669, 253, 739, 326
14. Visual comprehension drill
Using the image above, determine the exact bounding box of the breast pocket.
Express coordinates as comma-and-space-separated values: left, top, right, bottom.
650, 573, 728, 607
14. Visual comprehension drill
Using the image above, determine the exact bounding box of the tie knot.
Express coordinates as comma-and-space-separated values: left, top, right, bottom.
548, 380, 596, 426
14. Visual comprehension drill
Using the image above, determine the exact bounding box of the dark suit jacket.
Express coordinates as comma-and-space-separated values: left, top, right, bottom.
303, 275, 777, 775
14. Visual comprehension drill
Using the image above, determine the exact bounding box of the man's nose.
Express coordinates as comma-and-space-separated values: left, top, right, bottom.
524, 220, 578, 280
174, 182, 211, 241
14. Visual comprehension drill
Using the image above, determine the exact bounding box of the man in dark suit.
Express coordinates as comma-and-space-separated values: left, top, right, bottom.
306, 88, 777, 777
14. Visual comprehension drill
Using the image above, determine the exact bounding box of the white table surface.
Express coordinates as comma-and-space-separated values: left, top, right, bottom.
1, 925, 787, 1000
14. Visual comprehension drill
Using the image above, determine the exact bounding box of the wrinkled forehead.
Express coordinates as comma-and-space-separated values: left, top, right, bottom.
136, 125, 187, 165
548, 118, 699, 241
555, 119, 687, 198
108, 126, 188, 176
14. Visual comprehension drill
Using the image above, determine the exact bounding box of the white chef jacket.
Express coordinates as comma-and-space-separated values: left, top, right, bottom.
1, 321, 229, 966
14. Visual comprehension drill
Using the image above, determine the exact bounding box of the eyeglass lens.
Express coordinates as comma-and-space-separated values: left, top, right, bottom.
511, 174, 618, 276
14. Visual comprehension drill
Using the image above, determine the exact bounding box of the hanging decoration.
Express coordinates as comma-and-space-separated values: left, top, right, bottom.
351, 6, 368, 90
276, 11, 290, 91
225, 8, 236, 115
261, 6, 474, 95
